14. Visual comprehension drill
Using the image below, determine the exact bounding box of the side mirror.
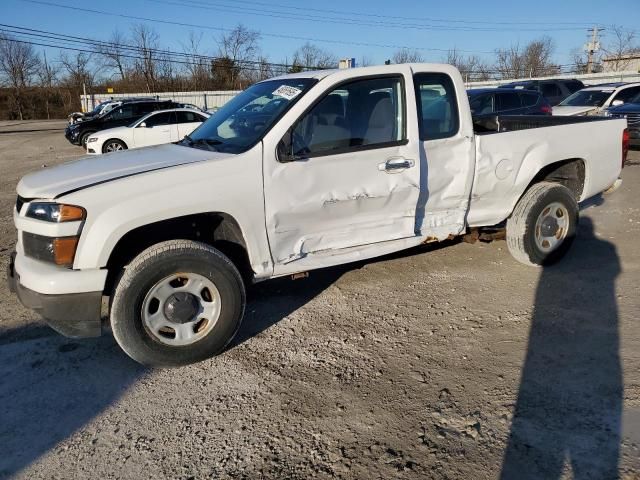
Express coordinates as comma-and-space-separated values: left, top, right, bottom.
611, 100, 624, 107
277, 131, 294, 163
139, 121, 148, 128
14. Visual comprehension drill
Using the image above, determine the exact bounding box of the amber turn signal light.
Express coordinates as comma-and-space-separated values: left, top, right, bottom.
53, 237, 79, 266
58, 205, 85, 222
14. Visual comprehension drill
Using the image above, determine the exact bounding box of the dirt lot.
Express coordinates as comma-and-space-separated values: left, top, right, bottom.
0, 120, 639, 479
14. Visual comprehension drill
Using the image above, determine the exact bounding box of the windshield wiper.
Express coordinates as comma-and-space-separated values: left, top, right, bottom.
182, 136, 223, 151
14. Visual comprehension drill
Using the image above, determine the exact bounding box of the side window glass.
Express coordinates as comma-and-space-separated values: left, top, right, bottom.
497, 92, 521, 111
135, 103, 156, 116
519, 93, 538, 107
613, 87, 640, 103
110, 105, 134, 120
542, 83, 561, 98
290, 76, 404, 157
414, 73, 459, 140
177, 111, 200, 123
145, 112, 173, 127
469, 94, 494, 115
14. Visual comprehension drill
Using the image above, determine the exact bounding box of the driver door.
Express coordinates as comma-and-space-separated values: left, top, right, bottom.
262, 72, 422, 270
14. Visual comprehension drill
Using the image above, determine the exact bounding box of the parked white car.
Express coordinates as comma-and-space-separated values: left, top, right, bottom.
86, 108, 209, 154
553, 82, 640, 116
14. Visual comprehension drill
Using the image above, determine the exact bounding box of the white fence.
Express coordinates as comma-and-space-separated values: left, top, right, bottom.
80, 90, 241, 112
466, 70, 640, 89
80, 70, 640, 112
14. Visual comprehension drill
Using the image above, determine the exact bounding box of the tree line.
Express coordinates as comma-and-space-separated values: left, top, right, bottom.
0, 24, 637, 120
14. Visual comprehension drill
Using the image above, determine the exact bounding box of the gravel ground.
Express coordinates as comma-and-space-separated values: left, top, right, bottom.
0, 120, 639, 479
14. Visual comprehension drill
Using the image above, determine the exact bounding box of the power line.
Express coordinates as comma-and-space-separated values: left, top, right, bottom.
146, 0, 591, 32
172, 0, 603, 27
0, 24, 314, 70
21, 0, 501, 55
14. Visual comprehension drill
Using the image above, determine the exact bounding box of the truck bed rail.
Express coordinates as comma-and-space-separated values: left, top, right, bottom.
473, 115, 613, 134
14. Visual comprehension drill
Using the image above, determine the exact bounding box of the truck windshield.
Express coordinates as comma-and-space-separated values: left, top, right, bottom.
183, 78, 316, 154
559, 90, 611, 107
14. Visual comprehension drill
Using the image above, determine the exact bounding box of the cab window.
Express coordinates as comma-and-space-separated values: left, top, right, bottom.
289, 76, 405, 158
414, 73, 459, 140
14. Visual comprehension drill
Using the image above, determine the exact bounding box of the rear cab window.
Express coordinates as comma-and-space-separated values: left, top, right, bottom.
414, 73, 459, 140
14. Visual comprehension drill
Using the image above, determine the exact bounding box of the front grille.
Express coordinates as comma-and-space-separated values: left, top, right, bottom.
626, 113, 640, 127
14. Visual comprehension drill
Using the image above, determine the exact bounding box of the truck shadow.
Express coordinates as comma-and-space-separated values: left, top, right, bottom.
500, 217, 622, 479
0, 327, 146, 478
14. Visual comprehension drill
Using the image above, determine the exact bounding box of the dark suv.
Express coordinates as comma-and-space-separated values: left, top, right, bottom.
498, 79, 584, 106
468, 88, 552, 117
65, 99, 180, 147
607, 99, 640, 147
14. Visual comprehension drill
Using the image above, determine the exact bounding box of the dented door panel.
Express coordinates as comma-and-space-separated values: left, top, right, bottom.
267, 145, 420, 265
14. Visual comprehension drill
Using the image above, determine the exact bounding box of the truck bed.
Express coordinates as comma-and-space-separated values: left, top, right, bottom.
473, 114, 615, 134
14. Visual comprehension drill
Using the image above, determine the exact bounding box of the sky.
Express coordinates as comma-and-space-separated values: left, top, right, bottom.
1, 0, 639, 70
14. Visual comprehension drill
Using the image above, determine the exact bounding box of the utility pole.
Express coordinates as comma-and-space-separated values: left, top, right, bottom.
585, 26, 604, 74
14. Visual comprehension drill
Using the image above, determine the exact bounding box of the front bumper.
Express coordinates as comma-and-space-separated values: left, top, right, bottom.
7, 252, 103, 338
64, 127, 81, 145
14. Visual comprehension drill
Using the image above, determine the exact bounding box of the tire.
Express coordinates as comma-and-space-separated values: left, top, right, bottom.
80, 131, 94, 149
102, 139, 128, 153
506, 182, 578, 266
110, 240, 246, 367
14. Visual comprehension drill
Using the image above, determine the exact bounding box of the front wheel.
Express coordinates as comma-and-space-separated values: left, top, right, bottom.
110, 240, 246, 366
506, 182, 579, 266
102, 139, 128, 153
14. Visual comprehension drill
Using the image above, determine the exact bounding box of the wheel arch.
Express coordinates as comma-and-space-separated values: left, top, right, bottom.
103, 212, 253, 294
101, 138, 128, 153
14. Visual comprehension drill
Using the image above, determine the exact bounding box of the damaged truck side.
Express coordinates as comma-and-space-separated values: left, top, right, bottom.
8, 64, 629, 366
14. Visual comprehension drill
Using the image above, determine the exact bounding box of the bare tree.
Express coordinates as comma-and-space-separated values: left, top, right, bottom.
359, 55, 374, 67
495, 37, 555, 79
182, 31, 210, 90
59, 51, 96, 111
217, 24, 260, 89
98, 29, 130, 81
392, 48, 423, 64
289, 42, 337, 72
0, 34, 40, 119
445, 48, 492, 82
38, 51, 59, 119
602, 26, 638, 72
131, 24, 160, 92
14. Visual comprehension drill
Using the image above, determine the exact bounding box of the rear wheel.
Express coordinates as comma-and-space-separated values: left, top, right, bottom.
110, 240, 246, 366
103, 139, 128, 153
506, 182, 578, 266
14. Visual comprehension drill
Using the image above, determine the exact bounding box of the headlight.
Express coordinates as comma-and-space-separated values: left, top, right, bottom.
88, 137, 98, 143
22, 232, 79, 267
25, 203, 85, 223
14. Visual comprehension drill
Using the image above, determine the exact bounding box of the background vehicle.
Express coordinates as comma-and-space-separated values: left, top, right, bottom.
553, 82, 640, 116
9, 64, 627, 366
87, 108, 209, 154
498, 79, 584, 105
67, 97, 152, 125
65, 99, 180, 148
468, 88, 552, 117
607, 99, 640, 147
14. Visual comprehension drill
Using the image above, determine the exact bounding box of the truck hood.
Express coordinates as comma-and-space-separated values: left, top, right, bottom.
552, 105, 598, 116
17, 143, 233, 199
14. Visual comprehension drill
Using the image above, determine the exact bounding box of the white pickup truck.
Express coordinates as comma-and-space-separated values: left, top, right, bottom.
8, 64, 629, 366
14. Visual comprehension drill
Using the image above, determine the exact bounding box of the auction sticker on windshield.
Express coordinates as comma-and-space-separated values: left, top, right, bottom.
272, 85, 302, 100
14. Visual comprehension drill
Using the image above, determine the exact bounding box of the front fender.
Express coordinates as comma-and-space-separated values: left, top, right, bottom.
61, 147, 273, 279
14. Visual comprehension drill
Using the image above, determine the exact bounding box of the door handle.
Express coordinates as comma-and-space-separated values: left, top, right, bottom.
378, 158, 415, 172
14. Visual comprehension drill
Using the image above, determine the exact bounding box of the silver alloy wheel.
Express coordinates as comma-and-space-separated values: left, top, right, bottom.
534, 201, 569, 253
141, 273, 221, 346
105, 141, 124, 152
